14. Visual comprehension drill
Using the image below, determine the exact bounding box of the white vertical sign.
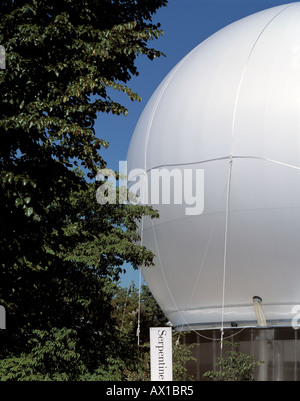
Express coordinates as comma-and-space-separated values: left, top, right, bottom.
0, 305, 5, 329
0, 46, 5, 69
150, 327, 172, 381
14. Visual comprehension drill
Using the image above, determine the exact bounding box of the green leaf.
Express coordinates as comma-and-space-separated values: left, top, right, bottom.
24, 197, 31, 205
15, 197, 23, 207
24, 207, 33, 217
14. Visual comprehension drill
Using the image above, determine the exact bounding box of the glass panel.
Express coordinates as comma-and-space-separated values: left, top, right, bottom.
183, 327, 300, 381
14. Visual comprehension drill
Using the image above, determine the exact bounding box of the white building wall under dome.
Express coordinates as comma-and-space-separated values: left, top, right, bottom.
127, 3, 300, 331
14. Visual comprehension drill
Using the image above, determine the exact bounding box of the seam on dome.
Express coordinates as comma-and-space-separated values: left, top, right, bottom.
142, 3, 297, 175
230, 3, 297, 155
142, 40, 211, 172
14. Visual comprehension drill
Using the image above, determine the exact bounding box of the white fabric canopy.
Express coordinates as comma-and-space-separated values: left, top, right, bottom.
127, 3, 300, 330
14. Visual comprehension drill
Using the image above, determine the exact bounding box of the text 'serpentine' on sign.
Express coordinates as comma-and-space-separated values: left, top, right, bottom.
150, 327, 172, 381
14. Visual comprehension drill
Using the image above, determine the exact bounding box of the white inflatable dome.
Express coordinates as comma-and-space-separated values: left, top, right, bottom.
127, 3, 300, 330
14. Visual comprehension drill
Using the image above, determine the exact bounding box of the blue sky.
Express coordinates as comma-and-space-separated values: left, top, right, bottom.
94, 0, 297, 287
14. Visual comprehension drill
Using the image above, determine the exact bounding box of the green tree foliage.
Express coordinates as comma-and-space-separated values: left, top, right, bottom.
123, 334, 197, 382
172, 333, 196, 381
112, 283, 196, 381
110, 282, 169, 381
203, 341, 264, 381
112, 283, 168, 343
0, 0, 167, 380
